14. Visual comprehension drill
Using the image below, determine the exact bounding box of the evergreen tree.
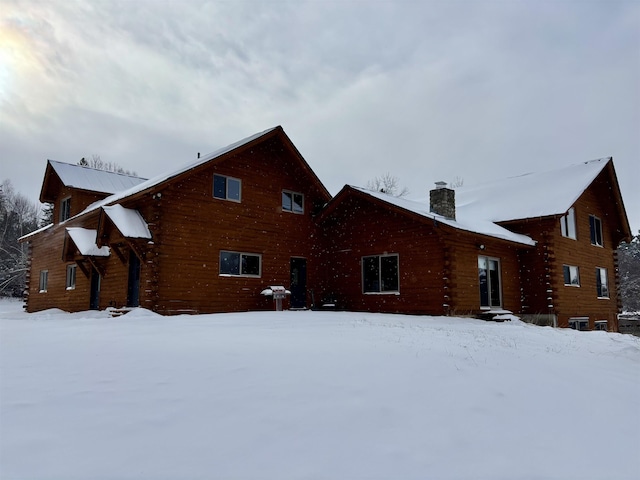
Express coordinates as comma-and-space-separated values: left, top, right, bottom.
618, 231, 640, 312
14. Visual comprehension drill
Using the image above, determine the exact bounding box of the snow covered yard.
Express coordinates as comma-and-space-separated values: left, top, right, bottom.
1, 299, 639, 480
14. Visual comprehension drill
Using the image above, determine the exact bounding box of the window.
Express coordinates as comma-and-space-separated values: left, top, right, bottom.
594, 320, 608, 331
39, 270, 48, 293
213, 175, 241, 202
219, 251, 261, 277
596, 267, 609, 298
60, 197, 71, 222
282, 190, 304, 214
362, 254, 399, 293
560, 207, 576, 239
478, 256, 501, 308
589, 215, 603, 246
562, 265, 580, 286
569, 317, 589, 331
66, 264, 77, 290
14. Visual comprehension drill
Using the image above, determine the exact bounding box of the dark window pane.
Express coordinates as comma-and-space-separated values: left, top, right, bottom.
213, 175, 226, 199
489, 259, 501, 307
563, 265, 570, 285
220, 251, 240, 275
363, 256, 380, 292
242, 254, 260, 276
227, 178, 241, 201
380, 256, 398, 291
293, 193, 304, 213
282, 191, 292, 211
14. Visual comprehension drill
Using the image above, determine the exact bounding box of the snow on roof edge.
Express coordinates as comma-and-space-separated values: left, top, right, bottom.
348, 186, 536, 246
65, 126, 280, 223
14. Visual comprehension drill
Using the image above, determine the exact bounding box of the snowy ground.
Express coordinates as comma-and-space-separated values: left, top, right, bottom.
1, 299, 639, 480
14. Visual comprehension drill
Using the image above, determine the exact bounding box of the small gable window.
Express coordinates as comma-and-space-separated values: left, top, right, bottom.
66, 264, 77, 290
60, 197, 71, 222
596, 267, 609, 298
219, 251, 261, 277
589, 215, 603, 246
362, 254, 399, 294
213, 175, 241, 202
282, 190, 304, 214
39, 270, 48, 293
560, 207, 576, 239
562, 265, 580, 286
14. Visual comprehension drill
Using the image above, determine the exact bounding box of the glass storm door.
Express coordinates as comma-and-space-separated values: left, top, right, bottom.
127, 251, 141, 307
290, 258, 307, 309
478, 256, 502, 308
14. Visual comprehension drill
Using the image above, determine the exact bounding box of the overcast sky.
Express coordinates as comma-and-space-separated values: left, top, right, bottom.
1, 0, 639, 232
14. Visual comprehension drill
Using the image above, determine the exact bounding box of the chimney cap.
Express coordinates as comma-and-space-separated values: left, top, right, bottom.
435, 181, 447, 189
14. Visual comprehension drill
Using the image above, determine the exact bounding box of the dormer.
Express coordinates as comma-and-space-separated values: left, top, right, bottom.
39, 160, 147, 224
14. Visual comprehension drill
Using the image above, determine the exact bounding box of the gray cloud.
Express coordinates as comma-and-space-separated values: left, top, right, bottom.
1, 0, 638, 230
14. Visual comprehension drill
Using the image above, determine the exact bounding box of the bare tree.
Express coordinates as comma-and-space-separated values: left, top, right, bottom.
0, 180, 39, 296
366, 173, 409, 197
449, 176, 464, 189
78, 154, 137, 176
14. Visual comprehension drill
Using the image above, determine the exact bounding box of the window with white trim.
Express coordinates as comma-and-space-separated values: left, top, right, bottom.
219, 251, 261, 277
39, 270, 48, 293
560, 207, 576, 239
594, 320, 608, 331
589, 215, 603, 246
569, 317, 589, 331
478, 256, 502, 308
60, 197, 71, 222
562, 265, 580, 286
66, 264, 77, 290
282, 190, 304, 214
362, 254, 399, 293
596, 267, 609, 298
213, 175, 241, 202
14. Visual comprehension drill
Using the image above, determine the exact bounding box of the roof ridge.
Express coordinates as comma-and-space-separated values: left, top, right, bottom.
48, 159, 148, 180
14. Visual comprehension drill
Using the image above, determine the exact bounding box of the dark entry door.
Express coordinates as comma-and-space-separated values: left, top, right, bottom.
290, 258, 307, 309
127, 251, 141, 307
89, 267, 101, 310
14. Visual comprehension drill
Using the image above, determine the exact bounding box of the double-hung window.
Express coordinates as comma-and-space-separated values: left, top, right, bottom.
563, 265, 580, 286
282, 190, 304, 214
213, 175, 241, 202
594, 320, 608, 331
60, 197, 71, 222
219, 251, 261, 277
66, 264, 77, 290
589, 215, 603, 246
478, 256, 501, 308
39, 270, 48, 293
362, 254, 399, 293
560, 207, 576, 239
596, 267, 609, 298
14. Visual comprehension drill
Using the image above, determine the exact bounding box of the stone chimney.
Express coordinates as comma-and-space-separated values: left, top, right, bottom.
430, 181, 456, 220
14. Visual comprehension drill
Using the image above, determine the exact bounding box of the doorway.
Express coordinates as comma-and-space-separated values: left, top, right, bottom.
290, 258, 307, 309
89, 267, 101, 310
127, 250, 141, 307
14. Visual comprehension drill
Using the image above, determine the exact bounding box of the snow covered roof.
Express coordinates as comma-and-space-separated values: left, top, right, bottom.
349, 187, 536, 246
453, 158, 612, 222
63, 127, 281, 222
48, 160, 148, 195
65, 228, 110, 257
102, 205, 152, 239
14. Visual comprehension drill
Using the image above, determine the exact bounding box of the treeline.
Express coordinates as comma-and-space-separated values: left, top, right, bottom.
0, 180, 40, 297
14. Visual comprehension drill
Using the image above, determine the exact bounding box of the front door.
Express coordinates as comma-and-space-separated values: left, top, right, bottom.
127, 250, 141, 307
89, 267, 101, 310
290, 258, 307, 309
